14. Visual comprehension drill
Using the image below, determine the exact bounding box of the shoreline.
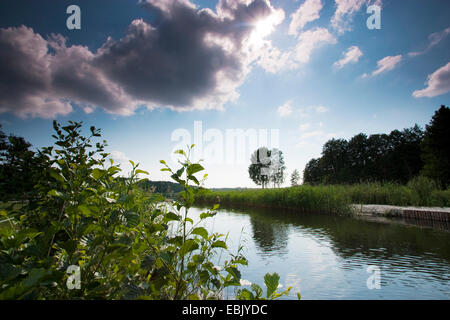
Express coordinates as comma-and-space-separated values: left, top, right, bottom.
351, 204, 450, 219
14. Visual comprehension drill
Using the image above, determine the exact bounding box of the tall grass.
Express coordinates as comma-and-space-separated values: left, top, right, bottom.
195, 179, 450, 214
196, 185, 351, 215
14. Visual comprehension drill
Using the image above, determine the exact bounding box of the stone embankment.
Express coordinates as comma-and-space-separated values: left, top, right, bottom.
351, 204, 450, 230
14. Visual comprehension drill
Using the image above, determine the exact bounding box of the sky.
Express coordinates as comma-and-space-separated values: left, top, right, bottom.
0, 0, 449, 188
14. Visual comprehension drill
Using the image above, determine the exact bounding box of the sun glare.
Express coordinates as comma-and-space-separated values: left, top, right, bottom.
249, 16, 277, 47
254, 18, 274, 38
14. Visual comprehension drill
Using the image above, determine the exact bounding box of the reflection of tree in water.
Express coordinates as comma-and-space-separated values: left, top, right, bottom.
228, 206, 450, 265
249, 214, 289, 256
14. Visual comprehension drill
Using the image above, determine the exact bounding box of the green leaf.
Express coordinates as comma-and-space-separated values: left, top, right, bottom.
174, 149, 186, 156
0, 264, 21, 283
251, 283, 263, 298
22, 268, 49, 288
191, 227, 208, 240
188, 175, 200, 185
234, 258, 248, 266
264, 272, 280, 299
297, 292, 302, 300
160, 252, 173, 264
78, 204, 91, 216
92, 168, 104, 180
176, 167, 185, 177
167, 236, 183, 246
14, 228, 41, 244
106, 243, 127, 253
200, 211, 216, 220
135, 169, 149, 175
237, 289, 254, 300
179, 240, 199, 257
47, 189, 64, 198
187, 163, 204, 176
164, 212, 180, 221
226, 267, 241, 280
49, 169, 65, 183
124, 211, 140, 228
211, 240, 227, 249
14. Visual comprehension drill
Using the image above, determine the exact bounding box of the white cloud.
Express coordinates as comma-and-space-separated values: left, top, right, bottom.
293, 28, 337, 63
362, 55, 402, 78
288, 0, 323, 36
277, 100, 294, 117
333, 46, 363, 69
409, 27, 450, 57
413, 62, 450, 98
0, 0, 288, 118
257, 41, 296, 73
331, 0, 382, 34
258, 26, 336, 73
372, 55, 402, 76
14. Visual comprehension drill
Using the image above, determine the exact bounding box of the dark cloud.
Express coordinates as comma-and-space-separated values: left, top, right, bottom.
0, 0, 284, 118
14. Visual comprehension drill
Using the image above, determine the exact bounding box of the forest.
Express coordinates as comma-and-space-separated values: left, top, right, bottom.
303, 105, 450, 187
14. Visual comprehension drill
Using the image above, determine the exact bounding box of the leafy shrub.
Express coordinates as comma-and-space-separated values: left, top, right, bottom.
407, 176, 438, 206
236, 273, 293, 300
0, 121, 294, 300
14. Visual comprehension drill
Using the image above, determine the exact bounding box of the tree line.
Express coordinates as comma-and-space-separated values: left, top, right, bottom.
303, 105, 450, 187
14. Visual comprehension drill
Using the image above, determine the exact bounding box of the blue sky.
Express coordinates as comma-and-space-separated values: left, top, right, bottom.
0, 0, 449, 188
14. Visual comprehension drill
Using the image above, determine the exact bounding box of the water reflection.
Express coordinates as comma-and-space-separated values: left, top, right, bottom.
249, 214, 289, 256
192, 206, 450, 299
238, 207, 450, 263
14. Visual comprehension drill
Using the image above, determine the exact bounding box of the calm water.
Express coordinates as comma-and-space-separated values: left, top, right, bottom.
190, 206, 450, 300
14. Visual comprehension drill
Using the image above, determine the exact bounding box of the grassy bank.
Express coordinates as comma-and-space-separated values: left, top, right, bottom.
196, 185, 352, 215
195, 180, 450, 214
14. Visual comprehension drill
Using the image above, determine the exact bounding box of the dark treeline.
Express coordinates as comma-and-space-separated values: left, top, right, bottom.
137, 179, 184, 197
0, 124, 186, 200
303, 105, 450, 187
0, 126, 49, 200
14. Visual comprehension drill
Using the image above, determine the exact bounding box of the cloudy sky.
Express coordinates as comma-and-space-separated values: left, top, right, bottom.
0, 0, 449, 188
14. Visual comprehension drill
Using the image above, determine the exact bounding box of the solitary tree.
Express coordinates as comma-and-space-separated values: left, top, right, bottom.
249, 147, 271, 189
249, 147, 286, 188
269, 148, 286, 188
291, 169, 300, 186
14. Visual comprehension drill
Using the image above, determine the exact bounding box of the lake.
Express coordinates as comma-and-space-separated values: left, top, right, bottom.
189, 206, 450, 300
